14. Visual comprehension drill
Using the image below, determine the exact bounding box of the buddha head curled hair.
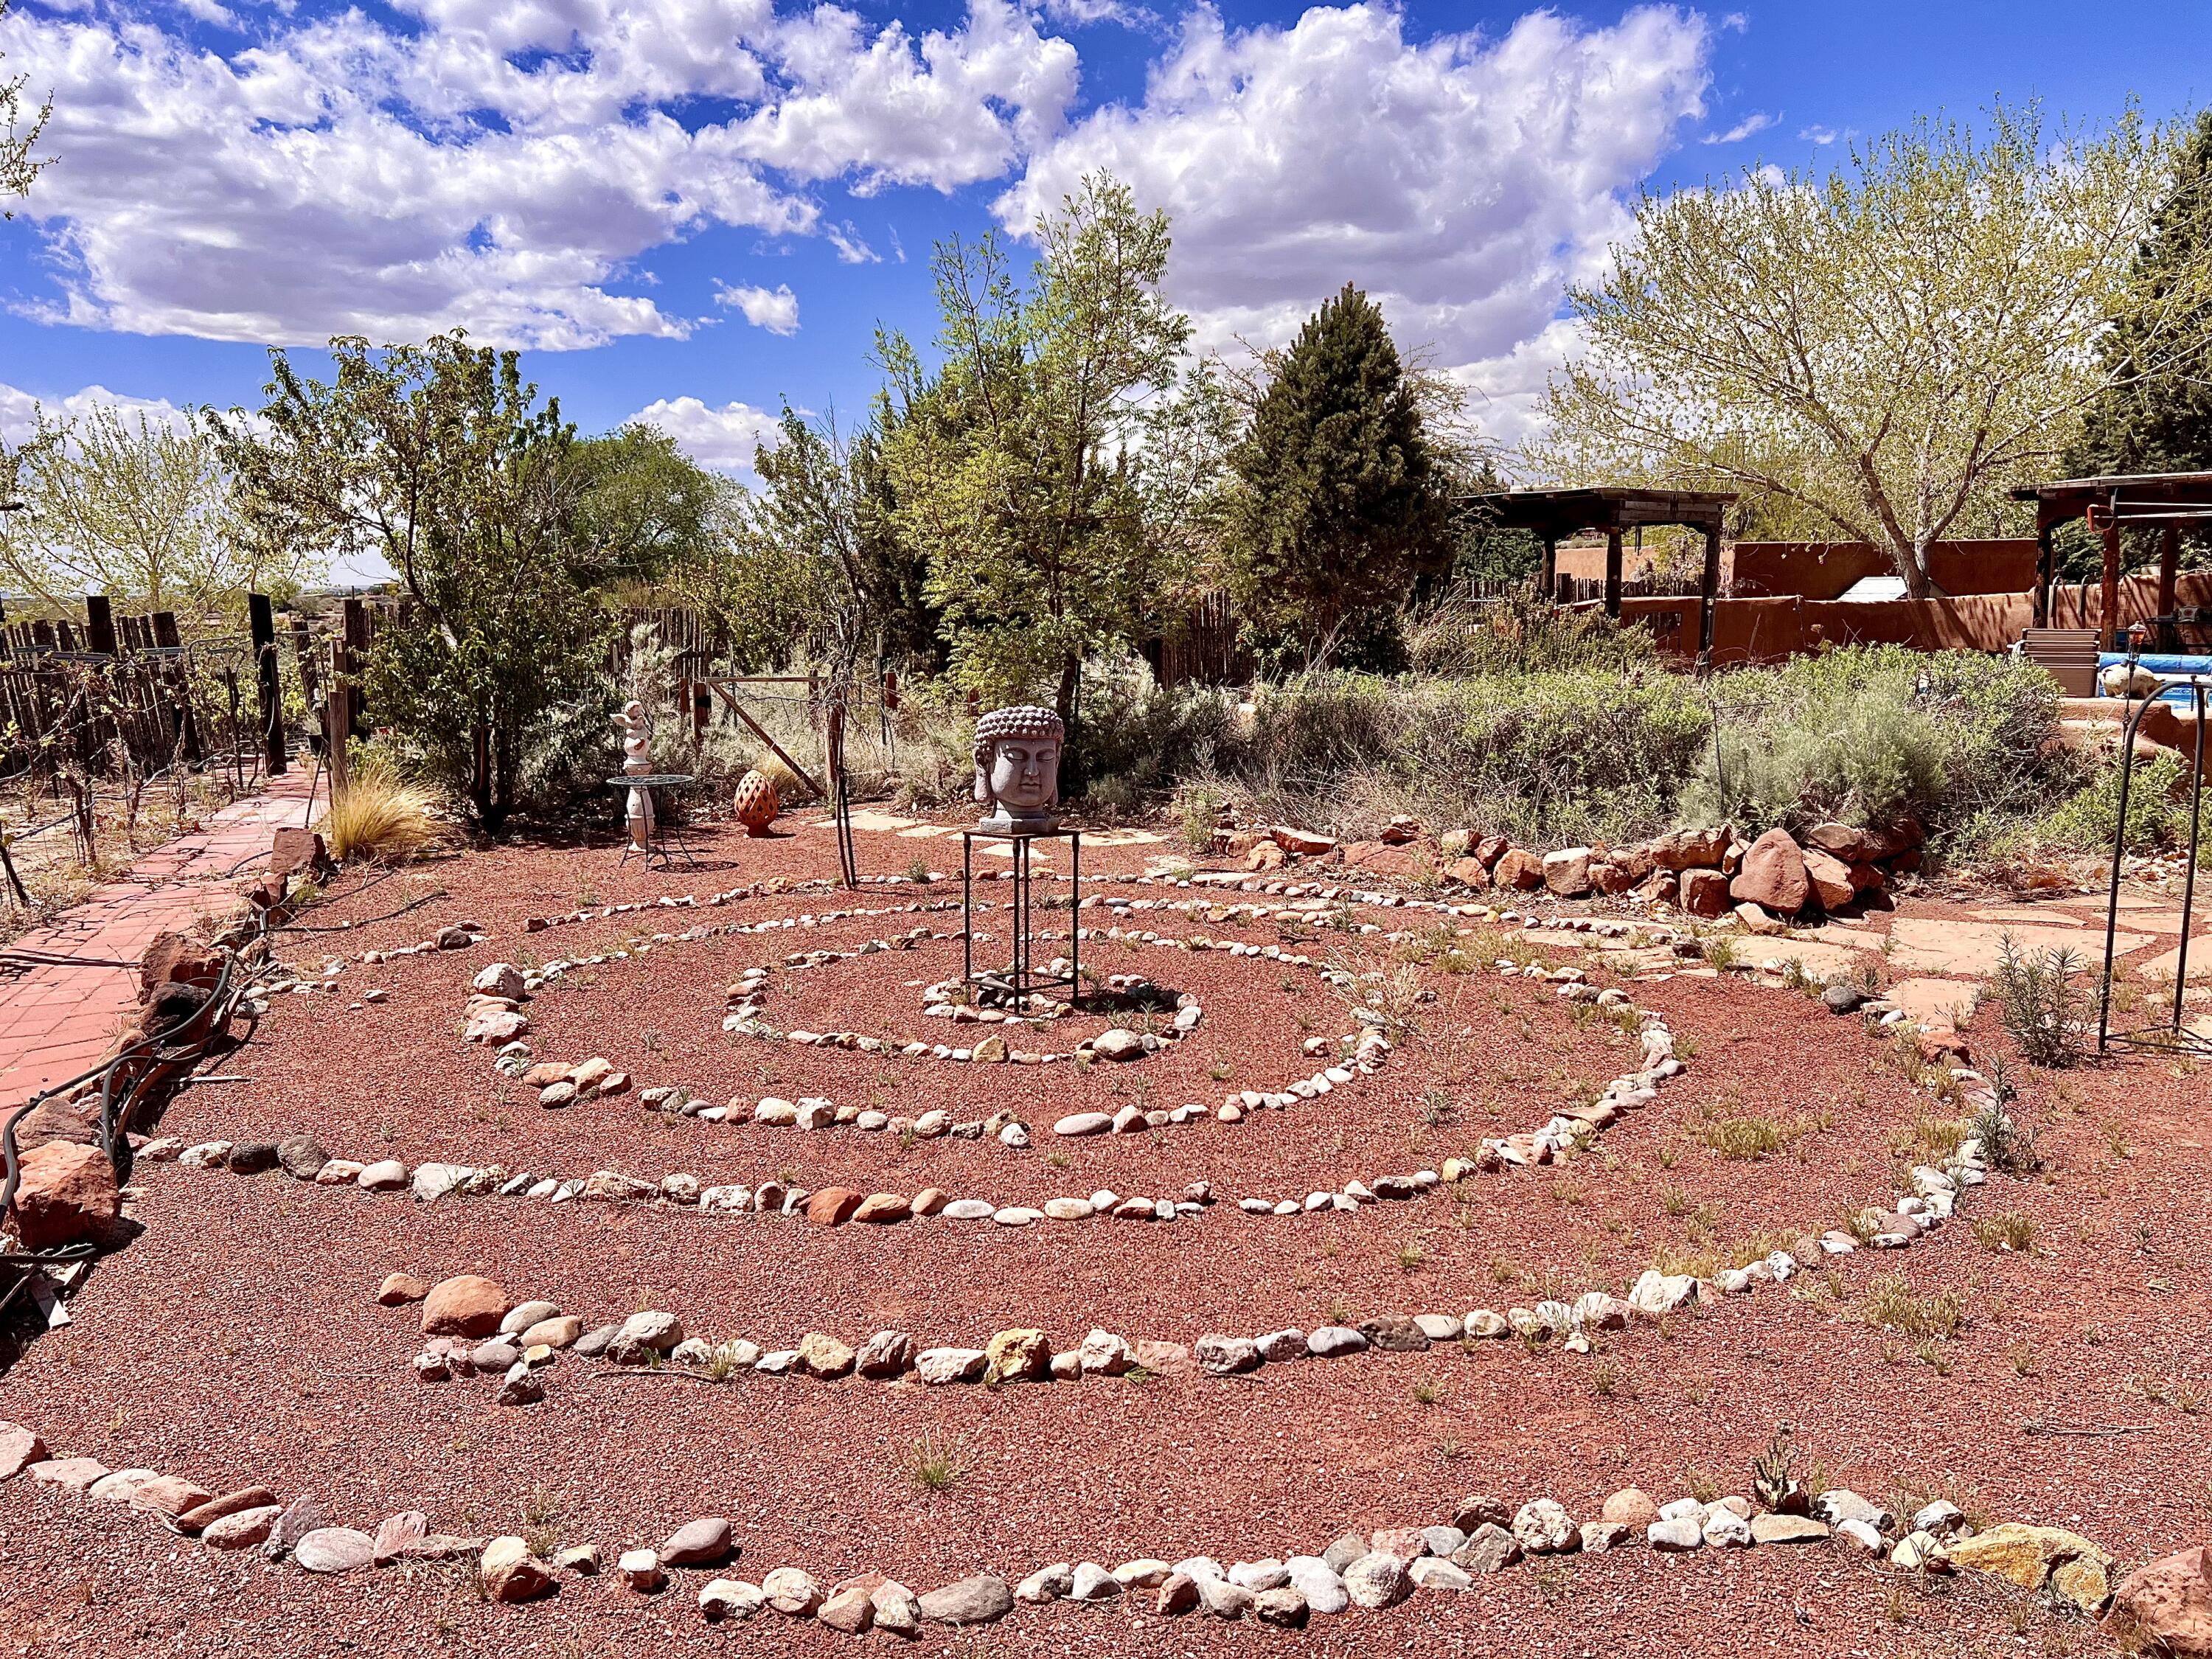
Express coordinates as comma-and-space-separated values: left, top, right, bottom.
973, 704, 1065, 804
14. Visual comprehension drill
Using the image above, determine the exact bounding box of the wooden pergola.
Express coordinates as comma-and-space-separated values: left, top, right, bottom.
2011, 470, 2212, 649
1464, 487, 1736, 669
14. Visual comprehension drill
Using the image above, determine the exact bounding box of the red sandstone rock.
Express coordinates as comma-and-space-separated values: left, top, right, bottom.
420, 1276, 511, 1338
1680, 869, 1731, 917
139, 932, 220, 1001
8, 1141, 119, 1249
268, 827, 331, 880
1445, 857, 1491, 888
1491, 849, 1545, 890
1801, 846, 1856, 910
1731, 828, 1811, 914
1342, 841, 1422, 878
2109, 1545, 2212, 1657
1245, 841, 1286, 872
805, 1187, 864, 1226
1803, 821, 1871, 862
378, 1273, 431, 1305
0, 1421, 47, 1480
1271, 827, 1337, 858
1646, 826, 1731, 871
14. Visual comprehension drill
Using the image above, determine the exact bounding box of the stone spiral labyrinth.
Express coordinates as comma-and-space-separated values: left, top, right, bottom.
0, 837, 2128, 1655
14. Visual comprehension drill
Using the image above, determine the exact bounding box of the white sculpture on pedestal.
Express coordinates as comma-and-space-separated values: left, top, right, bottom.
614, 698, 655, 850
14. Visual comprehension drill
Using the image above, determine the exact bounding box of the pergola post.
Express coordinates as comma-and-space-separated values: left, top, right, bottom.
1604, 529, 1624, 619
2099, 501, 2123, 652
1696, 525, 1722, 675
1540, 535, 1557, 602
2157, 525, 2181, 652
2032, 521, 2055, 629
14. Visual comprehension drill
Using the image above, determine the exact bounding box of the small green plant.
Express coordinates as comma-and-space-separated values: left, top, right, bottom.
1396, 1240, 1427, 1274
1983, 933, 2087, 1068
1860, 1274, 1966, 1341
904, 1433, 966, 1493
1750, 1425, 1803, 1514
1411, 1378, 1441, 1406
1966, 1095, 2040, 1175
906, 855, 933, 884
1970, 1211, 2035, 1253
1692, 1112, 1806, 1161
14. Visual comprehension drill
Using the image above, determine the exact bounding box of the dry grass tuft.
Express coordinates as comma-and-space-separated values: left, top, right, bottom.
320, 748, 442, 863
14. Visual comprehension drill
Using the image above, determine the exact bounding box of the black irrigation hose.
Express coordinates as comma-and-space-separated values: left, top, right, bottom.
0, 917, 270, 1269
273, 887, 447, 935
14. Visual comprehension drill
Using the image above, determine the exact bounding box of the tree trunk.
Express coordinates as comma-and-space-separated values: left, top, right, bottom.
1054, 653, 1079, 729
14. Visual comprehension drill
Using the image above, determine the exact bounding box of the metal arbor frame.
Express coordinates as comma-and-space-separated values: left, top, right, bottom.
961, 828, 1082, 1010
2096, 666, 2209, 1057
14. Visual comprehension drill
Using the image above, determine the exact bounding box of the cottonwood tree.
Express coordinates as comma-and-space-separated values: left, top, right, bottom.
877, 173, 1191, 721
1225, 282, 1450, 666
213, 335, 607, 830
0, 405, 310, 617
1, 0, 49, 218
1539, 105, 2212, 594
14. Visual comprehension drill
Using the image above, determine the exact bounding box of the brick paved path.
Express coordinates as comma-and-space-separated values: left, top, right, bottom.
0, 771, 322, 1110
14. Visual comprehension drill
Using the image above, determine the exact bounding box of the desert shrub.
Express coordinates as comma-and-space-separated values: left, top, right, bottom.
1689, 646, 2065, 849
319, 743, 442, 863
2038, 749, 2206, 855
1237, 668, 1708, 845
1983, 933, 2087, 1068
1065, 663, 1243, 799
1407, 593, 1660, 678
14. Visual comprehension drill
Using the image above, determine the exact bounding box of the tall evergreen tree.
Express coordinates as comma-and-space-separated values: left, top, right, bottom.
2071, 108, 2212, 479
1226, 282, 1448, 667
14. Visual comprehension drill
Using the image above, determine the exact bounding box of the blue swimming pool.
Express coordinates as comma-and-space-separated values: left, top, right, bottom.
2096, 653, 2212, 706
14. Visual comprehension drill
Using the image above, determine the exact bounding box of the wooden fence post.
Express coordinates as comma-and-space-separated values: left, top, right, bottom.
150, 611, 203, 762
85, 594, 117, 656
341, 596, 369, 742
248, 592, 287, 776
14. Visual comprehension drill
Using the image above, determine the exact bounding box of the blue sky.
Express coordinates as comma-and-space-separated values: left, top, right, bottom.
0, 0, 2205, 494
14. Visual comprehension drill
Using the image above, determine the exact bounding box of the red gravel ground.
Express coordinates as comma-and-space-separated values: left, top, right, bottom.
2, 812, 2206, 1658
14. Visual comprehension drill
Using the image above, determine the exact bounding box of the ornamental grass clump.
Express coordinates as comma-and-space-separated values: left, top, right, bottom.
319, 745, 442, 864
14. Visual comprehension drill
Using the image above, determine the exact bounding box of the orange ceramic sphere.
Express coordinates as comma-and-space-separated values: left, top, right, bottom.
733, 769, 780, 835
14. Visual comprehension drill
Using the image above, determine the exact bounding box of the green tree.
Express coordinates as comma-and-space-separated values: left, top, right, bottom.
1539, 105, 2212, 595
567, 423, 727, 588
213, 335, 607, 830
1, 0, 50, 218
2065, 107, 2212, 576
0, 403, 312, 617
1224, 282, 1449, 664
877, 173, 1191, 720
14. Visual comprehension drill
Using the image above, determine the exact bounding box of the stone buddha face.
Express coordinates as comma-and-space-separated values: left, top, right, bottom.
988, 734, 1060, 813
973, 705, 1065, 830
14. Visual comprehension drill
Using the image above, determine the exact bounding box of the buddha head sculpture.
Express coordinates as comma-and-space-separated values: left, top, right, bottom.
973, 704, 1065, 832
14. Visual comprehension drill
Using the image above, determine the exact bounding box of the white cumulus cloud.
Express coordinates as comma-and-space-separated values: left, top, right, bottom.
628, 395, 785, 474
0, 380, 197, 448
998, 2, 1711, 445
714, 281, 801, 334
0, 0, 1079, 349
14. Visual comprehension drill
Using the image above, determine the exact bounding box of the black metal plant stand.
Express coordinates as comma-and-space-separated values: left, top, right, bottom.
2096, 667, 2208, 1055
607, 773, 701, 871
961, 827, 1082, 1009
